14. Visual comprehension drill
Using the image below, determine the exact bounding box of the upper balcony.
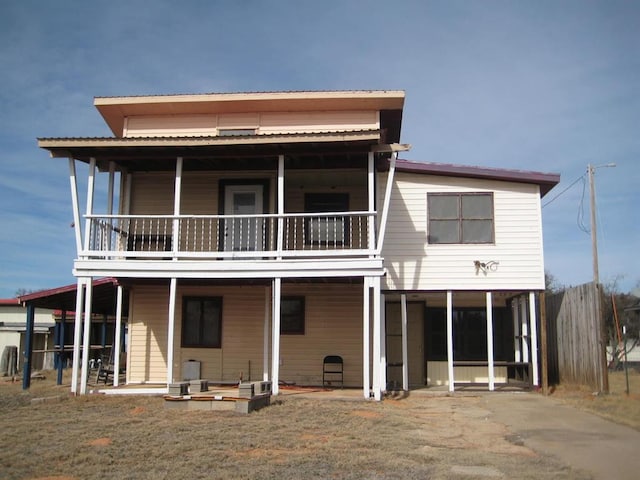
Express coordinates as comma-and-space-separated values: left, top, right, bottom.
86, 211, 375, 260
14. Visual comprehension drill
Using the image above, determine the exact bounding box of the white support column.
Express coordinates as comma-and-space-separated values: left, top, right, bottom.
263, 286, 270, 382
376, 153, 397, 253
82, 158, 96, 253
400, 293, 409, 391
362, 277, 371, 399
79, 278, 93, 395
277, 155, 284, 258
513, 298, 521, 362
529, 292, 540, 387
70, 278, 85, 394
367, 152, 375, 255
380, 292, 387, 394
486, 292, 495, 391
172, 157, 183, 258
521, 296, 529, 363
106, 162, 115, 251
167, 279, 177, 385
372, 276, 381, 400
446, 291, 455, 392
271, 278, 281, 395
68, 158, 83, 255
113, 285, 123, 387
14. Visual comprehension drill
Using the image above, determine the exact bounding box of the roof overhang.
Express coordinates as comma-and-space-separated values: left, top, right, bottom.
94, 90, 405, 138
18, 278, 129, 315
38, 130, 393, 171
389, 159, 561, 197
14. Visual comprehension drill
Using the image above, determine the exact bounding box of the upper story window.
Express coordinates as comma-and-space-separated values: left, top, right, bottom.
304, 193, 349, 246
427, 193, 494, 244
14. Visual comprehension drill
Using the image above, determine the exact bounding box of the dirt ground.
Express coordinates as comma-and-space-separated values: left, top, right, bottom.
1, 371, 637, 480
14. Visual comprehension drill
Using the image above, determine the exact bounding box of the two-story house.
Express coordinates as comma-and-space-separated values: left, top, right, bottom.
38, 90, 559, 399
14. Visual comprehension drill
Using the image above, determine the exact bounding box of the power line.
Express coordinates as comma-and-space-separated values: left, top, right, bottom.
542, 173, 586, 208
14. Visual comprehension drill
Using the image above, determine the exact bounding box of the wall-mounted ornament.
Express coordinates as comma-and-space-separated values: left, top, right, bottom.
474, 260, 499, 275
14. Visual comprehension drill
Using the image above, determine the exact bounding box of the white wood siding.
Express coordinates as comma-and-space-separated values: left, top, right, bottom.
130, 171, 276, 215
123, 111, 379, 137
127, 283, 364, 386
381, 172, 545, 291
279, 284, 362, 386
127, 285, 169, 383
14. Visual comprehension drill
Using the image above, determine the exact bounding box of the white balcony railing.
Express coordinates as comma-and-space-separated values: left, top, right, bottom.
85, 212, 376, 260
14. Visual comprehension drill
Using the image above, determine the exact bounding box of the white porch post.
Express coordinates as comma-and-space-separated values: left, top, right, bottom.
380, 292, 387, 394
446, 291, 455, 392
172, 157, 183, 257
167, 279, 177, 385
400, 293, 409, 391
67, 158, 83, 255
79, 278, 93, 395
277, 155, 284, 258
372, 276, 381, 400
521, 296, 529, 363
376, 153, 397, 254
106, 162, 115, 251
486, 292, 495, 391
529, 292, 540, 387
263, 286, 270, 382
70, 278, 85, 394
113, 285, 123, 387
271, 278, 281, 394
83, 158, 96, 253
362, 277, 371, 399
513, 298, 521, 362
367, 152, 375, 255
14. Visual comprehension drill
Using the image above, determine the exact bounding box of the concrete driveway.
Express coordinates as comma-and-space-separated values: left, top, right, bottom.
481, 393, 640, 480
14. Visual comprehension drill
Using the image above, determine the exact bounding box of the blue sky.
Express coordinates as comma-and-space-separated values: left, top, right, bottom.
0, 0, 638, 297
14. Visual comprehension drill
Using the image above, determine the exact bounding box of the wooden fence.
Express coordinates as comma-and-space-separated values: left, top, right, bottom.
545, 282, 608, 391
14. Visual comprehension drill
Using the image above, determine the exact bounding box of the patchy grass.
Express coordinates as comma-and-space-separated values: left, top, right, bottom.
550, 370, 640, 431
0, 372, 593, 479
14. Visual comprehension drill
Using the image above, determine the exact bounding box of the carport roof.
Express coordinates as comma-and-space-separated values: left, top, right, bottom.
17, 278, 128, 315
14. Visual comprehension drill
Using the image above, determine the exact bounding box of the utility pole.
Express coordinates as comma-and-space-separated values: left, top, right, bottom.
588, 163, 615, 393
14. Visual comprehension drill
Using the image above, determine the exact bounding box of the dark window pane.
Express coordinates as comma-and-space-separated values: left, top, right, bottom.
281, 297, 304, 335
461, 195, 492, 219
429, 220, 459, 243
462, 219, 493, 243
182, 297, 222, 348
429, 195, 458, 219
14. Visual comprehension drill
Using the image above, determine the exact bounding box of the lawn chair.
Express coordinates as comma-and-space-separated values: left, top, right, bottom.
322, 355, 343, 388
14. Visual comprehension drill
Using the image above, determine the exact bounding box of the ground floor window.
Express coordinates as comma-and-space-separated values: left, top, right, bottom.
280, 296, 305, 334
182, 297, 222, 348
425, 307, 512, 361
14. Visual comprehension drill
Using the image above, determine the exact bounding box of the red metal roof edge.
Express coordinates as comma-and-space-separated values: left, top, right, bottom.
17, 278, 120, 304
393, 159, 560, 196
0, 298, 20, 305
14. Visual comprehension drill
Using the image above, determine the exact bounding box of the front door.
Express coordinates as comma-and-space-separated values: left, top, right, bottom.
223, 184, 264, 252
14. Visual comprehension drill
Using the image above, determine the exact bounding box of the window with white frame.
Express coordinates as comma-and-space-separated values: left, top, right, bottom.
427, 193, 494, 244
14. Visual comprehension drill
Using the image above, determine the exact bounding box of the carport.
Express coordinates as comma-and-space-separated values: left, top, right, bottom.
17, 278, 128, 392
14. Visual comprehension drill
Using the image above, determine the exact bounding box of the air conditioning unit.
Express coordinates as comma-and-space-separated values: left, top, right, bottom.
182, 360, 201, 381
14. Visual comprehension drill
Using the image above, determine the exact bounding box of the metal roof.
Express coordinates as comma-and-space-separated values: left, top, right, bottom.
17, 278, 129, 315
392, 159, 560, 197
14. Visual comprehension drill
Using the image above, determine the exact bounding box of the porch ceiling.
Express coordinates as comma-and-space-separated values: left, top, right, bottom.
38, 131, 388, 172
